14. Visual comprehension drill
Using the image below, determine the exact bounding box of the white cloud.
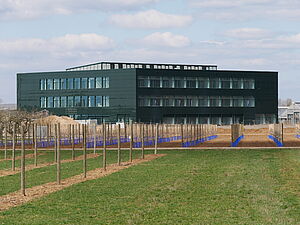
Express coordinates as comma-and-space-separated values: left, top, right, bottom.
0, 0, 159, 20
142, 32, 191, 48
0, 34, 115, 54
109, 10, 193, 29
189, 0, 300, 20
279, 33, 300, 44
224, 28, 272, 39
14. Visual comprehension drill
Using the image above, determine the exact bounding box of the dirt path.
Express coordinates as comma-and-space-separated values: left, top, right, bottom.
238, 134, 277, 147
0, 153, 101, 177
0, 153, 46, 163
0, 154, 165, 212
196, 134, 231, 147
282, 134, 300, 147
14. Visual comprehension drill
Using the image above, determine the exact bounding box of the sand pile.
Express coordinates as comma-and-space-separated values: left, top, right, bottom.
34, 116, 79, 125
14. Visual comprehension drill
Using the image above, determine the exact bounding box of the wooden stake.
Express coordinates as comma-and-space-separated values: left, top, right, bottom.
155, 123, 159, 154
117, 124, 121, 165
93, 124, 97, 155
83, 124, 87, 178
20, 126, 26, 196
57, 124, 61, 185
130, 121, 133, 162
141, 124, 145, 159
4, 124, 7, 160
72, 124, 75, 160
103, 123, 107, 171
34, 124, 38, 166
54, 124, 57, 162
12, 124, 16, 171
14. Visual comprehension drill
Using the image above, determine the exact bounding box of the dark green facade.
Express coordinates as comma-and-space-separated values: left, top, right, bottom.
17, 69, 137, 123
17, 62, 278, 124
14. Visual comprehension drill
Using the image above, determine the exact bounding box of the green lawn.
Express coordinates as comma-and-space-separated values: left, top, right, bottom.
1, 149, 300, 225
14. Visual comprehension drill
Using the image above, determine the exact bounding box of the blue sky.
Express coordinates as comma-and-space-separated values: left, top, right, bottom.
1, 0, 300, 103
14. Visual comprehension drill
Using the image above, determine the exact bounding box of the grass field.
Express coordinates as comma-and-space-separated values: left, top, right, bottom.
1, 149, 300, 224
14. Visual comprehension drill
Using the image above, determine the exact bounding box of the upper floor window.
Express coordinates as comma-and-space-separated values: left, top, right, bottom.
47, 79, 53, 90
60, 79, 67, 90
88, 78, 95, 89
74, 78, 80, 89
54, 79, 60, 90
81, 78, 88, 89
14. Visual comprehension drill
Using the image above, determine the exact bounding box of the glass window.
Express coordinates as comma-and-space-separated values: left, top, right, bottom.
174, 77, 185, 88
104, 96, 109, 107
162, 96, 172, 106
67, 78, 74, 89
96, 77, 102, 88
47, 79, 53, 90
149, 76, 160, 88
186, 77, 197, 88
40, 79, 46, 90
175, 97, 185, 107
221, 78, 231, 89
191, 96, 198, 107
221, 96, 232, 107
233, 96, 244, 107
61, 96, 67, 108
103, 77, 109, 88
88, 78, 95, 89
199, 116, 209, 124
88, 96, 95, 107
210, 96, 221, 107
53, 79, 60, 90
60, 79, 67, 90
162, 77, 172, 88
186, 98, 192, 107
74, 78, 80, 89
47, 97, 53, 108
210, 78, 220, 89
244, 96, 255, 107
150, 98, 161, 107
232, 78, 243, 89
54, 97, 60, 108
81, 96, 88, 107
222, 117, 232, 125
244, 79, 255, 89
96, 96, 103, 107
81, 78, 88, 89
199, 96, 209, 107
67, 96, 74, 107
40, 97, 46, 108
138, 98, 146, 107
74, 96, 81, 107
198, 77, 209, 88
138, 76, 149, 87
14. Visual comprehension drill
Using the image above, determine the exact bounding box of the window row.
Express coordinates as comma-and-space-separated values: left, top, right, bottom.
40, 96, 110, 108
40, 77, 109, 91
138, 76, 255, 89
67, 63, 217, 71
138, 96, 255, 108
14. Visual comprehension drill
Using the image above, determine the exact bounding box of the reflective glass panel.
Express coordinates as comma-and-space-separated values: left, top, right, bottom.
74, 78, 80, 89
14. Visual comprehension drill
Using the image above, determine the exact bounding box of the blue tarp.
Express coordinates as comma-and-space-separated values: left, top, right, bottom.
268, 135, 284, 147
231, 135, 244, 147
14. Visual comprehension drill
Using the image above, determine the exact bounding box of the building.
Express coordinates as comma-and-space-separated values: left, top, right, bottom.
279, 102, 300, 124
17, 62, 278, 124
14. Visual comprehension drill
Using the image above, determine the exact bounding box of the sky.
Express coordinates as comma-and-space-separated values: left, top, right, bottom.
0, 0, 300, 104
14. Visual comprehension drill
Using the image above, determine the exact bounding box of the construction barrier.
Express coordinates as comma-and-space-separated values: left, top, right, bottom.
231, 124, 244, 147
268, 123, 284, 147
